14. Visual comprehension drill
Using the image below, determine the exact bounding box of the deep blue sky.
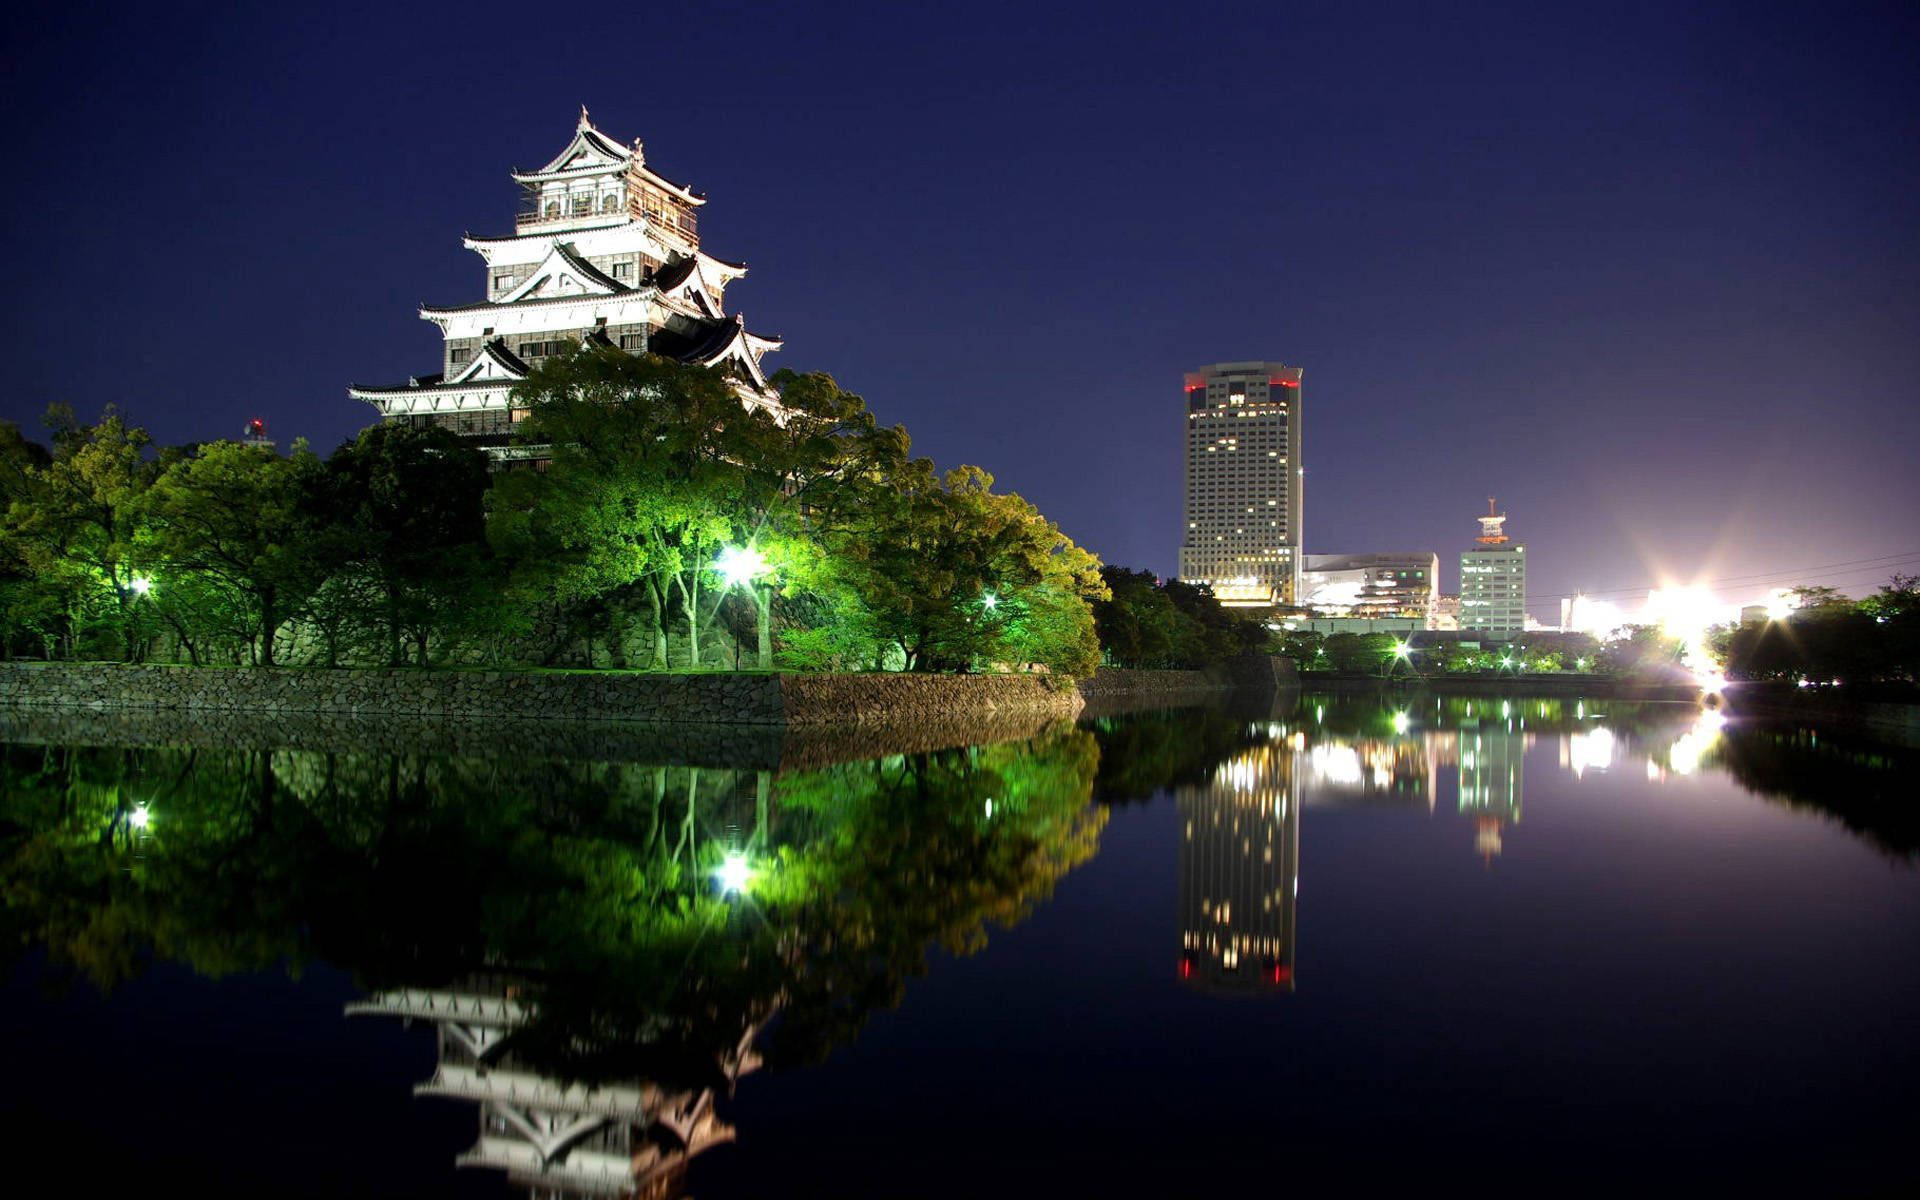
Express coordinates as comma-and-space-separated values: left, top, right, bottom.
4, 1, 1916, 613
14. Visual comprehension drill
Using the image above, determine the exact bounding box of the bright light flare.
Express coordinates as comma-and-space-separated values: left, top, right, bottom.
1392, 640, 1411, 659
1391, 711, 1410, 734
712, 546, 767, 590
130, 805, 151, 830
128, 576, 154, 596
1764, 589, 1798, 621
981, 591, 998, 610
714, 852, 752, 894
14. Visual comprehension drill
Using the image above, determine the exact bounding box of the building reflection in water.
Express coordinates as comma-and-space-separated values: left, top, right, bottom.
349, 977, 759, 1198
1178, 741, 1300, 993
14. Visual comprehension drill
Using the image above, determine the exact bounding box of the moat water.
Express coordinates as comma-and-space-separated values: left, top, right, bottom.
2, 693, 1914, 1195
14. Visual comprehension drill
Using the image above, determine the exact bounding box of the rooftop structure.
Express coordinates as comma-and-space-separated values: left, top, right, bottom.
350, 108, 783, 458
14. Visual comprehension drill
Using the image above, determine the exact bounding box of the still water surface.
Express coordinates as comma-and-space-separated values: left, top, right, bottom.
2, 694, 1915, 1195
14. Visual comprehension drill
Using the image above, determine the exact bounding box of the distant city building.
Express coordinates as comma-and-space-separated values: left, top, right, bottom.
350, 109, 783, 460
239, 418, 275, 453
1178, 742, 1298, 993
1302, 552, 1439, 625
1459, 499, 1527, 637
1179, 361, 1304, 607
1432, 593, 1461, 631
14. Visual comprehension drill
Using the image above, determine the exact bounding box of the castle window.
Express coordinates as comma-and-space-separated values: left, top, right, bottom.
619, 333, 644, 350
544, 201, 560, 218
601, 193, 620, 213
571, 195, 592, 216
611, 261, 632, 279
449, 348, 471, 365
494, 273, 514, 291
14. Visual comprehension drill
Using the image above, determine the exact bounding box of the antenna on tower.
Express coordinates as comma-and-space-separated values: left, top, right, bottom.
1475, 497, 1509, 545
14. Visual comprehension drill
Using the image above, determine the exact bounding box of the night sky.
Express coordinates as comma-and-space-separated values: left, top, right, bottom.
4, 1, 1915, 615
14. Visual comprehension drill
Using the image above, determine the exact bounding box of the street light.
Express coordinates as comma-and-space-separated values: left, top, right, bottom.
713, 545, 767, 591
713, 546, 773, 669
714, 852, 751, 895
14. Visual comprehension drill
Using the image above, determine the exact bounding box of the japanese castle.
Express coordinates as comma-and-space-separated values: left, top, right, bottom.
351, 108, 784, 455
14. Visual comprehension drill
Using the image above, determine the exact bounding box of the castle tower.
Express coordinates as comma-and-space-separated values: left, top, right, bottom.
350, 109, 784, 458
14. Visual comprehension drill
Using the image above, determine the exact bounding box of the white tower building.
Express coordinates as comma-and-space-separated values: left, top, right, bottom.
351, 108, 783, 458
1459, 498, 1527, 637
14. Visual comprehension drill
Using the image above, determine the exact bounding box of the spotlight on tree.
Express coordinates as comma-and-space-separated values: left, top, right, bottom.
981, 591, 999, 610
714, 852, 752, 895
713, 545, 767, 591
128, 576, 154, 596
130, 804, 151, 830
1393, 640, 1411, 659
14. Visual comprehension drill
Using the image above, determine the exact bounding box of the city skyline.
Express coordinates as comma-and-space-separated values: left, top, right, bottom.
2, 2, 1915, 617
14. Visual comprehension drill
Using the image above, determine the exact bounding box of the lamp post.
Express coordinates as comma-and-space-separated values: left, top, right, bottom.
713, 545, 772, 669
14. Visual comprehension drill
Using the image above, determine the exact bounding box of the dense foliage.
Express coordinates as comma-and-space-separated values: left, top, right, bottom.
1091, 566, 1266, 668
1714, 580, 1920, 686
0, 349, 1109, 674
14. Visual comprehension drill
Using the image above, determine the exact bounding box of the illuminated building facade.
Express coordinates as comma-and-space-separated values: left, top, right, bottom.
1302, 552, 1440, 624
1459, 499, 1527, 636
1179, 361, 1304, 607
350, 109, 783, 459
1177, 741, 1299, 992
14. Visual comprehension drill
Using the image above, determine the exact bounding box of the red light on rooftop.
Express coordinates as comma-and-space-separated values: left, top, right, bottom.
1271, 378, 1300, 388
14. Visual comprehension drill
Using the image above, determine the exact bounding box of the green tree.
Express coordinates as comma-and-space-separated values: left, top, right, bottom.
319, 423, 495, 666
823, 461, 1106, 674
1, 406, 159, 659
493, 345, 756, 668
143, 440, 326, 666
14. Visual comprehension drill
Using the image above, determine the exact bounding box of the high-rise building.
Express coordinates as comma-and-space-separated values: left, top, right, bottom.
1179, 361, 1304, 607
1459, 499, 1527, 637
350, 109, 784, 458
1302, 552, 1440, 624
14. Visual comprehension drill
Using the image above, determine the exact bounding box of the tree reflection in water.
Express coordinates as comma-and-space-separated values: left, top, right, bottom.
0, 728, 1105, 1196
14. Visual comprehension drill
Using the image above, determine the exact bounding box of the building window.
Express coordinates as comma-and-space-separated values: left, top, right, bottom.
494, 273, 514, 291
572, 195, 592, 216
611, 261, 632, 279
448, 348, 471, 365
618, 333, 644, 350
601, 193, 620, 213
543, 201, 560, 218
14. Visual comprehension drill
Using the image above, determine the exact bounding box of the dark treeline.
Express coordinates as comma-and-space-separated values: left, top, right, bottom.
1714, 582, 1920, 688
0, 348, 1109, 674
1091, 566, 1268, 669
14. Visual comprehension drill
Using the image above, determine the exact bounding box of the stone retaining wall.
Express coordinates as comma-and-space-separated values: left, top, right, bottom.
1077, 667, 1226, 696
0, 663, 1082, 728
